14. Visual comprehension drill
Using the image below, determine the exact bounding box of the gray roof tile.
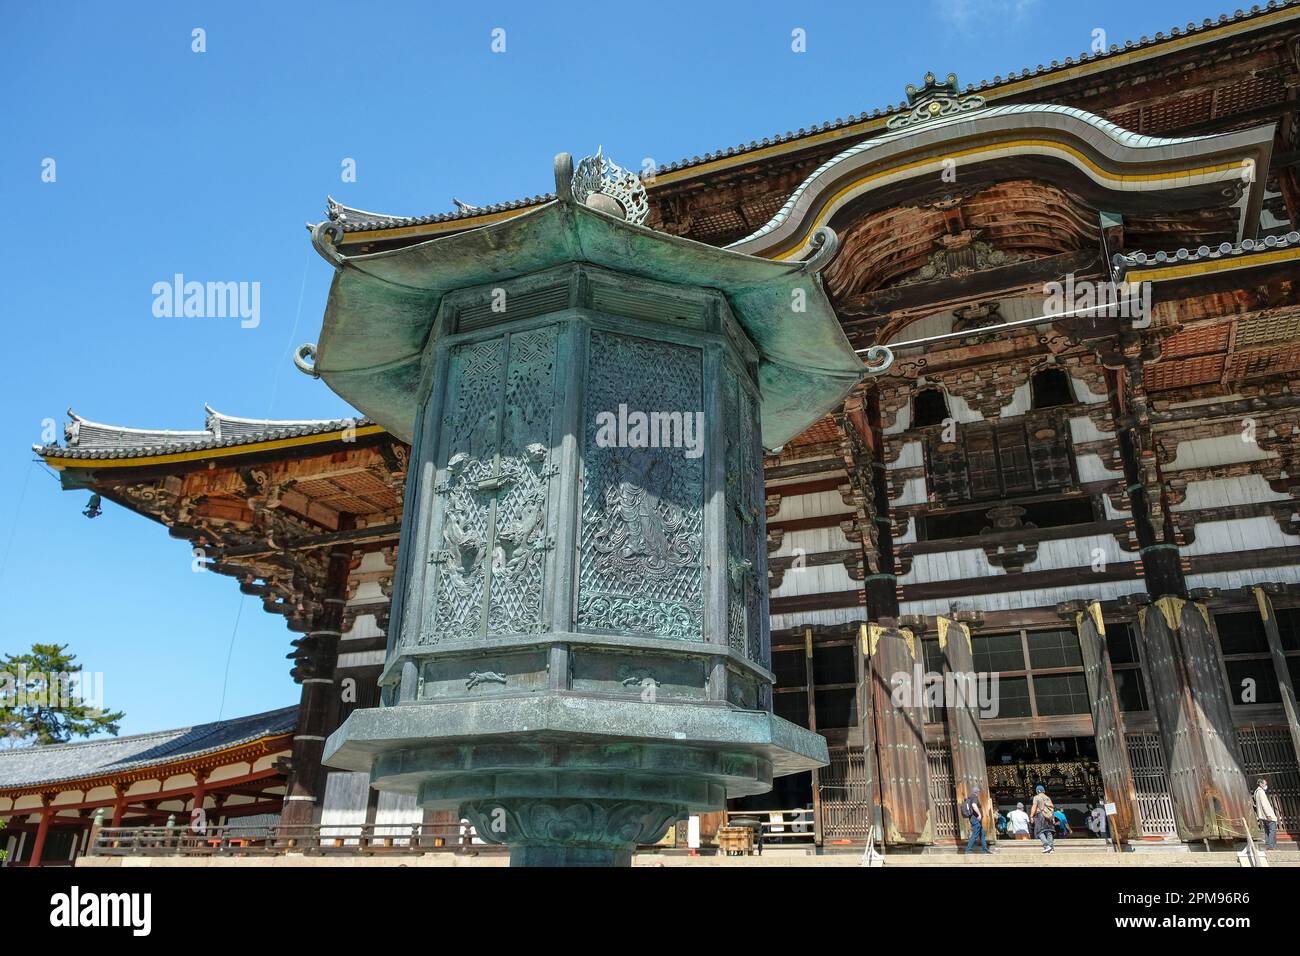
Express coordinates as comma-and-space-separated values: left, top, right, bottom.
34, 407, 375, 462
0, 706, 296, 790
321, 2, 1298, 235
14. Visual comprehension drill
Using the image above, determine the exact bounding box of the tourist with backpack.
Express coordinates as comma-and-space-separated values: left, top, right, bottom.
961, 786, 991, 854
1031, 784, 1056, 854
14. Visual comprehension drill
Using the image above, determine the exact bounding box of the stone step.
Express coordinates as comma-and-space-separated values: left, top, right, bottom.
887, 848, 1300, 867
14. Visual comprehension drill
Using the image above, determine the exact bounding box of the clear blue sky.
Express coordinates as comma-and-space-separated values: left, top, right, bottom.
0, 0, 1239, 736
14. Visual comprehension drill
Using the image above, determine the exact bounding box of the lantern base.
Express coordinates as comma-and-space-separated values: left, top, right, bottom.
460, 797, 683, 867
510, 846, 633, 867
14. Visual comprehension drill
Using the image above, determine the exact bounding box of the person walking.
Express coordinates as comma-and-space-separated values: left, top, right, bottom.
1007, 801, 1031, 840
962, 786, 991, 854
1031, 784, 1056, 854
1053, 806, 1072, 838
1254, 777, 1279, 851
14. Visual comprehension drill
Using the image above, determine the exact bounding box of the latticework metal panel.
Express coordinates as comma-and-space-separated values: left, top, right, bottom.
819, 746, 870, 842
1162, 323, 1231, 358
1126, 732, 1178, 837
1146, 354, 1224, 391
1236, 726, 1300, 838
1234, 311, 1300, 350
1228, 345, 1300, 382
927, 743, 958, 840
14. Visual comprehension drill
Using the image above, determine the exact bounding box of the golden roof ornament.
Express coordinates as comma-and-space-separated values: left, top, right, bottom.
887, 72, 986, 130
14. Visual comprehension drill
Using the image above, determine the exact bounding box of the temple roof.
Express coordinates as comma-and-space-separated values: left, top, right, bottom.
0, 706, 296, 791
1113, 229, 1300, 278
35, 407, 377, 464
725, 104, 1274, 260
325, 193, 555, 235
320, 2, 1300, 238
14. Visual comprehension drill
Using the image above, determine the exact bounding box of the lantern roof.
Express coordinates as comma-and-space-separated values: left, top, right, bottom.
303, 153, 873, 450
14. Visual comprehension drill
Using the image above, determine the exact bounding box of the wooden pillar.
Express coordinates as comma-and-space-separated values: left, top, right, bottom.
190, 771, 209, 832
803, 628, 822, 846
938, 616, 991, 842
110, 783, 128, 827
281, 540, 354, 832
863, 623, 932, 845
1253, 587, 1300, 769
29, 796, 53, 868
855, 622, 883, 846
841, 391, 929, 845
1068, 600, 1141, 843
1140, 597, 1253, 840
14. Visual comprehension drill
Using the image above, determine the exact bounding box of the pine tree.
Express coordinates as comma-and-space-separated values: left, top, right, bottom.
0, 643, 124, 746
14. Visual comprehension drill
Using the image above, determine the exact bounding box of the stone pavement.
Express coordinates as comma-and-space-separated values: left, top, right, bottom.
76, 843, 1300, 867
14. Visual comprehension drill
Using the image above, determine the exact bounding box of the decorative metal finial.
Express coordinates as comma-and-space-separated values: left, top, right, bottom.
887, 73, 985, 130
570, 147, 649, 225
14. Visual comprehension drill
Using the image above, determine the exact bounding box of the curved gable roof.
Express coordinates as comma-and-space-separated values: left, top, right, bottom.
724, 103, 1274, 261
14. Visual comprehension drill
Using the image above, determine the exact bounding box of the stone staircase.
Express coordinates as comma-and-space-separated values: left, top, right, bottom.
873, 838, 1300, 866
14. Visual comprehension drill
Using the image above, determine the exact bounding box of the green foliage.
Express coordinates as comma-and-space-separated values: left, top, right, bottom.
0, 643, 124, 746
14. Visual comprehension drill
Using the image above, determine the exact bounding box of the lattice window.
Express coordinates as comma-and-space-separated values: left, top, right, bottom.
965, 427, 1000, 499
996, 425, 1034, 494
1108, 108, 1142, 132
691, 209, 746, 239
1144, 91, 1213, 132
1162, 323, 1231, 358
1146, 354, 1225, 391
1215, 611, 1283, 707
1214, 75, 1287, 119
1229, 345, 1300, 381
819, 747, 870, 842
1237, 727, 1300, 838
1235, 312, 1300, 350
927, 744, 958, 839
1126, 732, 1178, 837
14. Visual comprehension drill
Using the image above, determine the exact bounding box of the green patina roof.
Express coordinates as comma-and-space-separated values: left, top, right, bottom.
308, 194, 865, 449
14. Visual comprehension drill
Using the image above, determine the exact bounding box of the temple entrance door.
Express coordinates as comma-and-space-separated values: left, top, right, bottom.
985, 736, 1107, 837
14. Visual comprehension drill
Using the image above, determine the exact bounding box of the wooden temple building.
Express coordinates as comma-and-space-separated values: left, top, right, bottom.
0, 707, 294, 866
15, 3, 1300, 861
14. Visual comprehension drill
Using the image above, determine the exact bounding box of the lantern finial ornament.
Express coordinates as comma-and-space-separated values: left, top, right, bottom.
571, 147, 650, 224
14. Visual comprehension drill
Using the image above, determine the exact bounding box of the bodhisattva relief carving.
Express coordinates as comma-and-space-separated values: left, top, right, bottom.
578, 331, 704, 641
421, 326, 559, 644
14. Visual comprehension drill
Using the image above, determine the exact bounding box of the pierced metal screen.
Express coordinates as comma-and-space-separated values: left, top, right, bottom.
1236, 726, 1300, 837
927, 743, 958, 839
1126, 732, 1178, 837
